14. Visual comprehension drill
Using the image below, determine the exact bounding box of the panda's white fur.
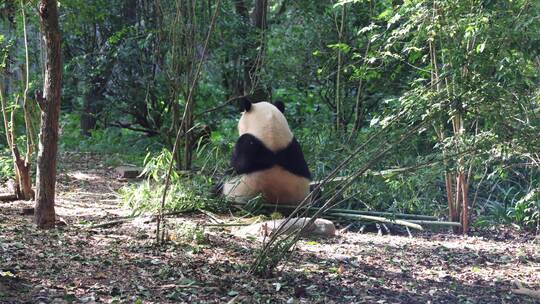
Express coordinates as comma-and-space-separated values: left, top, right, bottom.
222, 101, 310, 204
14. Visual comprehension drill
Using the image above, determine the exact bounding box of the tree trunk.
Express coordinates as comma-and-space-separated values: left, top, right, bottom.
245, 0, 268, 97
183, 99, 193, 170
80, 84, 103, 136
12, 145, 34, 200
335, 4, 346, 131
233, 0, 269, 99
80, 101, 97, 136
34, 0, 62, 229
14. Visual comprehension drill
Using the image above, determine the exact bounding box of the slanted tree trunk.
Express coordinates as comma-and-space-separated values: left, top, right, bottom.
0, 87, 34, 200
34, 0, 62, 229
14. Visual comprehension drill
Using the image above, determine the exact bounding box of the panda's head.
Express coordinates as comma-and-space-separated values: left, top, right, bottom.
237, 98, 293, 152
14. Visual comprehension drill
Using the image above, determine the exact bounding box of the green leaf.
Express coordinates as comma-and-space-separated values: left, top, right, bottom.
327, 43, 351, 53
476, 42, 486, 53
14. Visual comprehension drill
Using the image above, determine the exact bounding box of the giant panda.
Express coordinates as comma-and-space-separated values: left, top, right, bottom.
219, 98, 311, 205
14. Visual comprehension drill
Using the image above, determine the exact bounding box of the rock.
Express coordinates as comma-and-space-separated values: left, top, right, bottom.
235, 217, 336, 238
114, 166, 143, 179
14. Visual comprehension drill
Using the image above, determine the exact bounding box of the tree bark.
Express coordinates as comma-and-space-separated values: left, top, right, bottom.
80, 81, 104, 136
34, 0, 62, 229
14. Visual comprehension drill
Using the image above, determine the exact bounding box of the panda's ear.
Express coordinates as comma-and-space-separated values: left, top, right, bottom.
274, 101, 285, 113
239, 97, 252, 112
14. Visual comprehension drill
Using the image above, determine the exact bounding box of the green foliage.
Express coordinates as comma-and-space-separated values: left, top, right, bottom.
120, 148, 225, 215
60, 114, 161, 166
511, 189, 540, 228
0, 149, 13, 182
120, 179, 212, 215
170, 222, 207, 246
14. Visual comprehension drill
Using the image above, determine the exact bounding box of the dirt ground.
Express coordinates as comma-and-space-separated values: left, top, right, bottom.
1, 152, 539, 304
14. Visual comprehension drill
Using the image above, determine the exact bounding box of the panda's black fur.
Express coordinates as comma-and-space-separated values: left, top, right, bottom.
231, 133, 311, 179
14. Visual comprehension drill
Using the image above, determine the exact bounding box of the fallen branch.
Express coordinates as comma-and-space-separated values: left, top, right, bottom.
330, 212, 424, 230
198, 208, 223, 224
83, 211, 192, 230
0, 193, 18, 201
512, 280, 540, 299
85, 219, 131, 229
158, 283, 202, 289
108, 121, 159, 136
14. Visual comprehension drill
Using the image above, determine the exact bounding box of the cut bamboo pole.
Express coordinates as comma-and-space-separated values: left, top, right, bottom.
326, 214, 461, 228
234, 203, 438, 221
330, 212, 424, 230
406, 220, 462, 227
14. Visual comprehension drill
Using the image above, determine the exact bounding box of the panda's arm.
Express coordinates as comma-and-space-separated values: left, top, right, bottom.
231, 134, 276, 174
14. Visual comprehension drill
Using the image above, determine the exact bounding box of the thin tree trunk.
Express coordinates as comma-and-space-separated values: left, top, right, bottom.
0, 88, 34, 200
247, 0, 268, 96
80, 79, 108, 136
429, 2, 468, 233
183, 91, 193, 170
445, 172, 456, 221
334, 4, 346, 131
234, 0, 268, 98
349, 40, 370, 140
459, 171, 469, 233
34, 0, 62, 229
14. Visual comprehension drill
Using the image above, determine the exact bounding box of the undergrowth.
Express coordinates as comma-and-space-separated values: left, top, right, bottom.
119, 149, 227, 215
60, 113, 161, 167
0, 149, 13, 182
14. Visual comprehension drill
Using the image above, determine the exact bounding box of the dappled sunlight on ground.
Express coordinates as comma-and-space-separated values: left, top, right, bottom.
67, 171, 103, 182
0, 152, 539, 303
53, 153, 131, 221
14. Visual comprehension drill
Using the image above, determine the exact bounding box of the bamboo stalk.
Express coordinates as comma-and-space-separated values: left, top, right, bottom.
330, 213, 424, 230
406, 220, 462, 227
327, 215, 461, 228
234, 203, 438, 221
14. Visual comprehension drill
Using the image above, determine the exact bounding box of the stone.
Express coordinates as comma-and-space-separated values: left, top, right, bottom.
114, 166, 143, 179
235, 217, 336, 238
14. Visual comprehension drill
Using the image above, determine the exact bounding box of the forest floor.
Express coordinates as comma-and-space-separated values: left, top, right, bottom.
1, 152, 539, 304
